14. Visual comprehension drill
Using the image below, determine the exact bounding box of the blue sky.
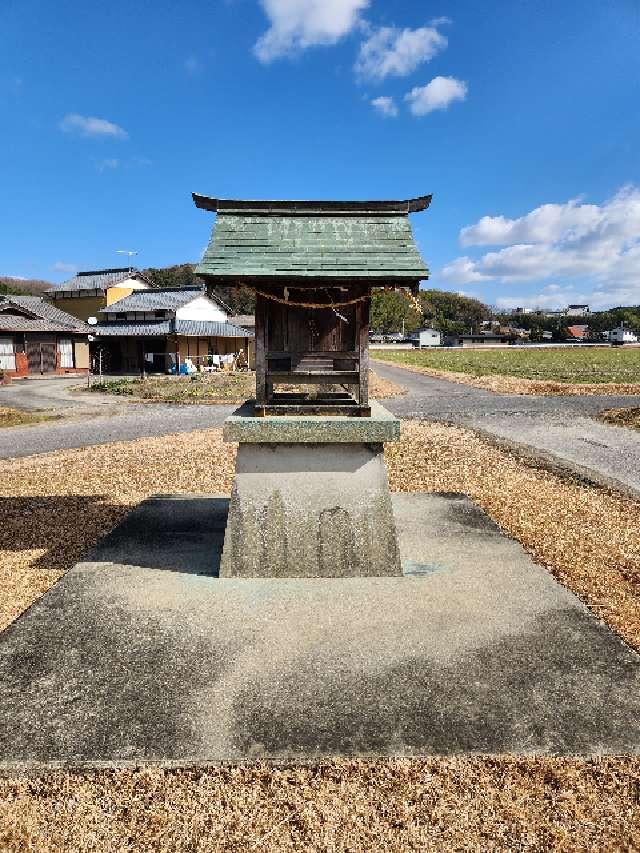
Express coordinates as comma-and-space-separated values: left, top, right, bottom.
2, 0, 639, 309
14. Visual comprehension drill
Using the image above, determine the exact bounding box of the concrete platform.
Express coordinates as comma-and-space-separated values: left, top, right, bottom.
1, 492, 640, 767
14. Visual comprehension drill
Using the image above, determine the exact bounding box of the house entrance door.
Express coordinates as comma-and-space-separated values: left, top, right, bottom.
26, 337, 57, 374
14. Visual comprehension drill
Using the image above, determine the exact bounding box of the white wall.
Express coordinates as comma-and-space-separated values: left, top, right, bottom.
119, 277, 149, 291
176, 295, 228, 323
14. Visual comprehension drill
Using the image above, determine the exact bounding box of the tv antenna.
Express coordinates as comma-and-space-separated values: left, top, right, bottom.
116, 249, 138, 271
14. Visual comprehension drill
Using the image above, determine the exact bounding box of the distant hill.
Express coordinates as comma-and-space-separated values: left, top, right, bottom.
0, 276, 53, 297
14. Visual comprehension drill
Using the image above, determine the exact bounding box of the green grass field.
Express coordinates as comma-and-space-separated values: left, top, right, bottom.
373, 346, 640, 384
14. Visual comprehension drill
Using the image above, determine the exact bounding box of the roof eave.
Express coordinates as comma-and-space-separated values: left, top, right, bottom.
192, 193, 432, 215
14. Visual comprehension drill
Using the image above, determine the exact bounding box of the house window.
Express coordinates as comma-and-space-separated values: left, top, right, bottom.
0, 337, 16, 370
58, 338, 73, 368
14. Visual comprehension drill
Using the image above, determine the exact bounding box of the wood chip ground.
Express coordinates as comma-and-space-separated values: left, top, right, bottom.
1, 421, 639, 849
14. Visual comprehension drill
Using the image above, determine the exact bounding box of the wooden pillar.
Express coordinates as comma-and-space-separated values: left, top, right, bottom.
358, 292, 370, 409
138, 339, 146, 379
255, 294, 267, 407
174, 335, 180, 375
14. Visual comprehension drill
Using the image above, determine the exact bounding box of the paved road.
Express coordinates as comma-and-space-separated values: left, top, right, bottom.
3, 372, 640, 497
0, 378, 234, 459
375, 361, 640, 496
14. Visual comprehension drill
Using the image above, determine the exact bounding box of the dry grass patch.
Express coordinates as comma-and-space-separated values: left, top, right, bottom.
600, 407, 640, 430
86, 370, 405, 404
0, 407, 57, 429
1, 757, 639, 852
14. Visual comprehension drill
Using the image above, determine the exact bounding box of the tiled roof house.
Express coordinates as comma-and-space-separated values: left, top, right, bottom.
0, 295, 90, 377
93, 286, 254, 373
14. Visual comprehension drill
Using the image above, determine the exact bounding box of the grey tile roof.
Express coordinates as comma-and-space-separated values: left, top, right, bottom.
0, 296, 89, 332
94, 321, 172, 337
94, 319, 253, 338
0, 315, 83, 333
175, 319, 253, 338
47, 268, 149, 294
100, 287, 204, 313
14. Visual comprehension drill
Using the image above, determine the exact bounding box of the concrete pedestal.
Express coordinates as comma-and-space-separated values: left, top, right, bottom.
221, 401, 401, 577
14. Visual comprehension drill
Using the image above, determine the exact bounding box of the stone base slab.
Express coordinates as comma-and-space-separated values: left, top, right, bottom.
223, 400, 400, 444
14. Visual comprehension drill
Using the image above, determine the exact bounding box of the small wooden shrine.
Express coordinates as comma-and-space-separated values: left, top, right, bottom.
193, 194, 431, 416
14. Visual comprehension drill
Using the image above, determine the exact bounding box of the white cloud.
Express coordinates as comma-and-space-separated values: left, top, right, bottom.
51, 261, 77, 273
355, 25, 447, 80
254, 0, 369, 62
98, 158, 120, 171
405, 76, 467, 116
370, 95, 398, 117
460, 199, 602, 247
59, 113, 128, 139
441, 186, 640, 308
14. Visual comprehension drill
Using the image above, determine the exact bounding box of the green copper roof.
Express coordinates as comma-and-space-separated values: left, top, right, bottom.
193, 194, 430, 282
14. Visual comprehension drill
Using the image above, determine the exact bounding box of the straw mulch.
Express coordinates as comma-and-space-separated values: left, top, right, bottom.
371, 359, 640, 396
1, 758, 638, 852
2, 423, 640, 849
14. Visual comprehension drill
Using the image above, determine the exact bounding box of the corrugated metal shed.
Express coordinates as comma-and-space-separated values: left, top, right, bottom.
193, 194, 430, 281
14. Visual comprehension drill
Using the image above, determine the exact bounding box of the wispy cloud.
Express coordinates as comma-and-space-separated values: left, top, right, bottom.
441, 186, 640, 308
254, 0, 369, 62
59, 113, 128, 139
405, 76, 467, 116
51, 261, 77, 273
98, 158, 120, 172
355, 24, 447, 80
370, 95, 398, 117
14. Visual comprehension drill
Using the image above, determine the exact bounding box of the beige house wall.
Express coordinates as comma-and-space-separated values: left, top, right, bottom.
73, 340, 90, 369
106, 286, 137, 306
51, 295, 105, 322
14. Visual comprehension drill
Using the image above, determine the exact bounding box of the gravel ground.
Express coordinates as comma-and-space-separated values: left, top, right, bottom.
2, 422, 640, 848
